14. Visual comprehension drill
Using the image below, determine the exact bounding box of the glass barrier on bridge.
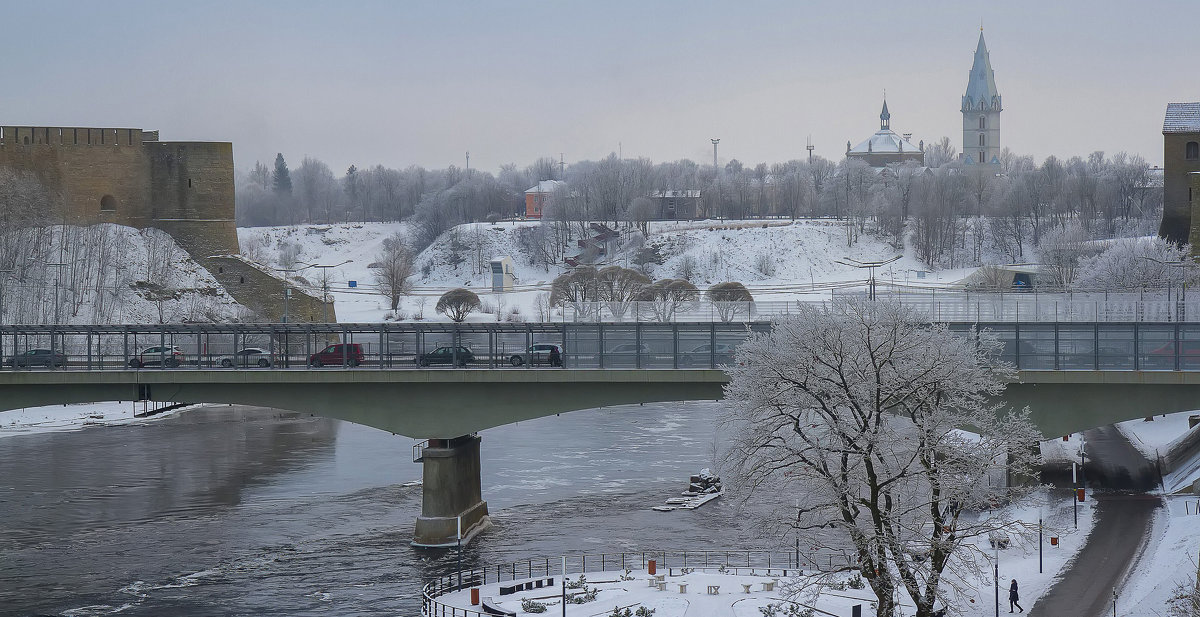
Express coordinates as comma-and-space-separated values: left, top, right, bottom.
5, 321, 1200, 373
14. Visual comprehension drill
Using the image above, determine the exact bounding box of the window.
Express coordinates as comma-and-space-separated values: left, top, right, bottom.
1187, 141, 1199, 160
980, 151, 986, 163
99, 195, 116, 211
979, 134, 986, 147
979, 116, 986, 129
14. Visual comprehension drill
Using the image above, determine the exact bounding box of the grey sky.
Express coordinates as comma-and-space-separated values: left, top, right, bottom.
1, 1, 1194, 174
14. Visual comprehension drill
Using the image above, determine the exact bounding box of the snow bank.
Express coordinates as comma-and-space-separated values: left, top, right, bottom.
0, 401, 188, 438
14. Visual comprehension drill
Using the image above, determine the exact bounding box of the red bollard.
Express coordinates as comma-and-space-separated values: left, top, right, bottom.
648, 560, 656, 575
471, 588, 480, 605
1077, 488, 1086, 502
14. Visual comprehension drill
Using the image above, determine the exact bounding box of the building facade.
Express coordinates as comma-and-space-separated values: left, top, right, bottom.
846, 101, 924, 167
961, 31, 1002, 166
524, 180, 565, 218
1160, 103, 1200, 246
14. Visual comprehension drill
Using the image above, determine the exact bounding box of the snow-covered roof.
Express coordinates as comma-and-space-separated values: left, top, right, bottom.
1163, 103, 1200, 133
848, 130, 921, 155
524, 180, 566, 194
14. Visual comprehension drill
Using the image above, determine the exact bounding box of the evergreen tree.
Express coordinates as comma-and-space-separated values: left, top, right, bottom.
273, 153, 292, 195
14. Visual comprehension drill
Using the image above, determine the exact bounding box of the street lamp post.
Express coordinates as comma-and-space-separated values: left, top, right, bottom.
296, 260, 351, 324
45, 263, 66, 325
994, 546, 1000, 617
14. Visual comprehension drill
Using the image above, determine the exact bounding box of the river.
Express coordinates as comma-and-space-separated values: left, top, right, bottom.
0, 401, 781, 616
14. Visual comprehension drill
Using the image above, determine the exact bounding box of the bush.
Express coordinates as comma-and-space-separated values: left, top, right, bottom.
436, 288, 481, 322
521, 598, 547, 613
847, 573, 865, 589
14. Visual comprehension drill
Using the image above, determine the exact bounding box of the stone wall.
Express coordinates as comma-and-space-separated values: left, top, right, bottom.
207, 256, 334, 324
1161, 131, 1200, 245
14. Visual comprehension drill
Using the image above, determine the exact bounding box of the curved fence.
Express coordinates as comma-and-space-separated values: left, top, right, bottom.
421, 549, 854, 617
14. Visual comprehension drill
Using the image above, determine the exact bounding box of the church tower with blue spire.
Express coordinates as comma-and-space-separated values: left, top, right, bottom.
962, 29, 1002, 165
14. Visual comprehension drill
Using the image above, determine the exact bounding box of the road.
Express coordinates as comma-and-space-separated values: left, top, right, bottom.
1030, 426, 1162, 617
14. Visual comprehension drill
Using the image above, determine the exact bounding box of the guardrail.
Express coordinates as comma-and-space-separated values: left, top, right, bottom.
421, 549, 853, 617
6, 321, 1200, 373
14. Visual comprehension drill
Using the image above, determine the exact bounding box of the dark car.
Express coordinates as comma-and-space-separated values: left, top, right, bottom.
6, 348, 66, 368
416, 346, 475, 367
681, 342, 737, 367
129, 346, 185, 368
509, 344, 562, 367
308, 343, 364, 367
218, 347, 273, 368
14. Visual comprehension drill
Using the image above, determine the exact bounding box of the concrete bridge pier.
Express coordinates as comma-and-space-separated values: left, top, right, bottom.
412, 434, 489, 548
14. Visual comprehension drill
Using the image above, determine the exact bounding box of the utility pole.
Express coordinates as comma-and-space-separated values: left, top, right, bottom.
46, 262, 66, 325
559, 153, 565, 178
299, 260, 350, 324
465, 151, 469, 172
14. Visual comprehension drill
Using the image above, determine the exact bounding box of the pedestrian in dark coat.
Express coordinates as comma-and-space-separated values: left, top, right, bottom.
1009, 579, 1023, 613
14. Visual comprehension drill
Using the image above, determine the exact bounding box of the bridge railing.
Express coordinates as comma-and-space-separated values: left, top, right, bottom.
560, 294, 1200, 323
4, 321, 1200, 373
420, 549, 852, 616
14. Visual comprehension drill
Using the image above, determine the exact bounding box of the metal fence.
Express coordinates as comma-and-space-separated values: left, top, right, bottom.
4, 320, 1200, 373
421, 549, 852, 617
560, 293, 1200, 323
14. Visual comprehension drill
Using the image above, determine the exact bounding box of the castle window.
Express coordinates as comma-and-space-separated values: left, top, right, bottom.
979, 116, 986, 130
1187, 142, 1199, 160
188, 178, 193, 188
980, 151, 986, 163
99, 195, 117, 212
23, 136, 29, 145
979, 134, 986, 147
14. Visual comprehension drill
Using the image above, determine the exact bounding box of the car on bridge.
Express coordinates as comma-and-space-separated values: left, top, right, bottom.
5, 348, 66, 368
217, 348, 273, 368
129, 346, 185, 368
416, 346, 475, 367
308, 343, 364, 367
681, 342, 737, 367
508, 344, 562, 367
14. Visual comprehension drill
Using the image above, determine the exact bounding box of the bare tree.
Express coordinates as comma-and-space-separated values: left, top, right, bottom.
596, 265, 650, 320
372, 232, 414, 311
721, 301, 1041, 617
435, 288, 481, 322
636, 278, 698, 321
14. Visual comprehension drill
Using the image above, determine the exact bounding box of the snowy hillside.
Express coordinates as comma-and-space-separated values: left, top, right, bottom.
236, 219, 976, 323
1, 224, 242, 325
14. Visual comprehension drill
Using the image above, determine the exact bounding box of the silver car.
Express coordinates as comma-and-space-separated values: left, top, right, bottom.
217, 347, 273, 368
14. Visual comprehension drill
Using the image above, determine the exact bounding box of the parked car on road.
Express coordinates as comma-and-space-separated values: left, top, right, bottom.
217, 347, 272, 368
508, 344, 563, 367
308, 343, 364, 367
129, 346, 185, 368
416, 346, 475, 367
5, 348, 66, 368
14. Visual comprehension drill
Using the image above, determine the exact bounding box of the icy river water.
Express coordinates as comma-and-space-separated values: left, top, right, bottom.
0, 401, 783, 616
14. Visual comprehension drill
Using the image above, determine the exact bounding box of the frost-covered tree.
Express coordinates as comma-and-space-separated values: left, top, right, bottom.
721, 301, 1041, 617
636, 278, 698, 321
1073, 237, 1195, 291
436, 288, 480, 322
1169, 555, 1200, 617
1036, 221, 1091, 288
372, 232, 414, 311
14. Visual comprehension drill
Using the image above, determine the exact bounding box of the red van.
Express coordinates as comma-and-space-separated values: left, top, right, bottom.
308, 343, 364, 367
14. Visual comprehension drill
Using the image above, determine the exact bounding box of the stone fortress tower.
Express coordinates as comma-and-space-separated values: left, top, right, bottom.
962, 30, 1002, 166
0, 125, 330, 323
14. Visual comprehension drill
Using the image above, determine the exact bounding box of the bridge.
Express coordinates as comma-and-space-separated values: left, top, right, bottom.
6, 321, 1200, 546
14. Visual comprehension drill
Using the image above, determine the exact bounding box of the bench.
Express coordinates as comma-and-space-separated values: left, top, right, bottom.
763, 580, 777, 592
481, 597, 516, 617
499, 578, 555, 596
655, 581, 667, 591
742, 583, 753, 593
678, 583, 688, 593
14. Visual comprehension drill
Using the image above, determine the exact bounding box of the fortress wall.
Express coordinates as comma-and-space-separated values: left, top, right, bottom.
207, 256, 334, 324
0, 130, 152, 226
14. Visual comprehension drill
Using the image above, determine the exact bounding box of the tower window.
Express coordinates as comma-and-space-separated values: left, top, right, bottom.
99, 195, 116, 212
1187, 141, 1199, 160
980, 151, 986, 163
979, 116, 986, 129
979, 134, 986, 147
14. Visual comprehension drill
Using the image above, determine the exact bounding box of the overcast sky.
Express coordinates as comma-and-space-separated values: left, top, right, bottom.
1, 1, 1195, 175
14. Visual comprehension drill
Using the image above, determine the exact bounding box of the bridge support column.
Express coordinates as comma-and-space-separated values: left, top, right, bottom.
412, 434, 489, 547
